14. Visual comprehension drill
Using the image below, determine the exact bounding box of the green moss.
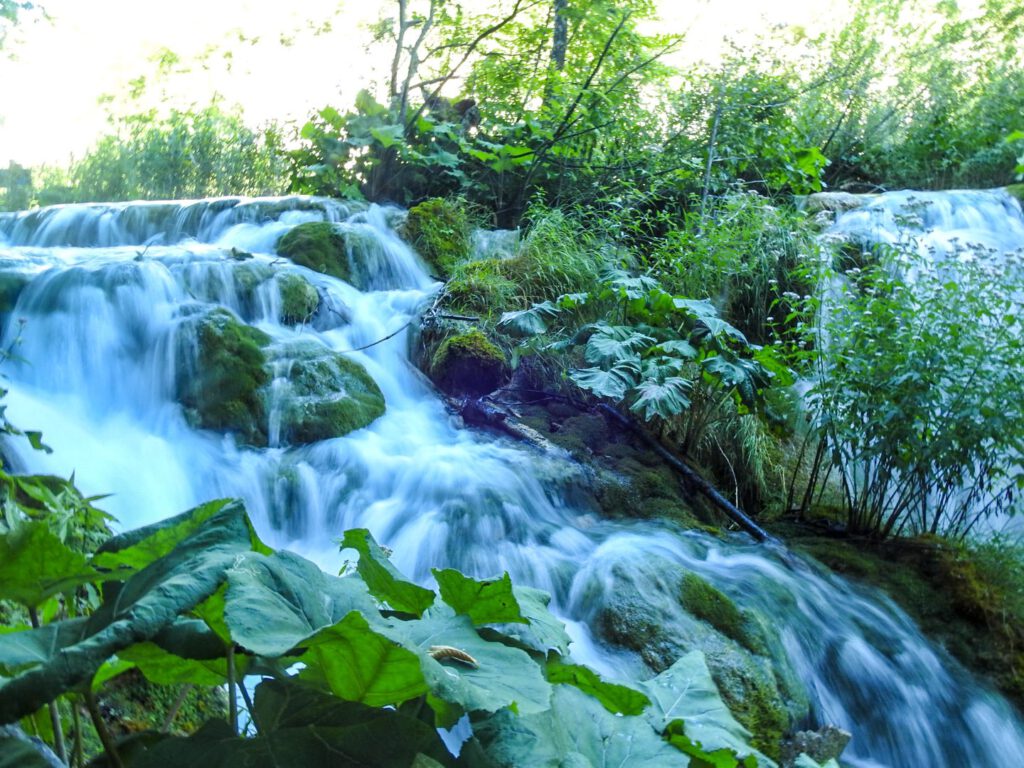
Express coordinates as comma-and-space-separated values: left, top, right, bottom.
1007, 184, 1024, 203
430, 328, 509, 397
271, 344, 386, 445
705, 641, 789, 759
679, 573, 745, 641
277, 273, 320, 325
276, 221, 350, 281
177, 309, 271, 446
445, 258, 518, 317
402, 197, 471, 277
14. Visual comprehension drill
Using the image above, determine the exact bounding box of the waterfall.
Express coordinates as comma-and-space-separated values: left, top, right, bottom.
1, 193, 1022, 767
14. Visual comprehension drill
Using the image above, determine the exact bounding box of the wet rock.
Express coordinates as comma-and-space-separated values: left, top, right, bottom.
176, 311, 384, 447
268, 341, 386, 445
803, 191, 870, 214
594, 558, 807, 759
429, 328, 509, 397
276, 273, 320, 326
780, 725, 852, 767
176, 308, 271, 446
399, 197, 471, 277
1007, 184, 1024, 204
276, 221, 350, 281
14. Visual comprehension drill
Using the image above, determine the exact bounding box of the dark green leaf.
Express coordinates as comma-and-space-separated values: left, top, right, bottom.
469, 684, 681, 767
300, 611, 428, 707
546, 660, 650, 715
433, 569, 526, 626
0, 501, 255, 724
224, 550, 379, 656
340, 529, 435, 616
0, 523, 100, 607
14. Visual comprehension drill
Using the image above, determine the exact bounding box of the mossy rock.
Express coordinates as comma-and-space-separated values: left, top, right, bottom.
269, 342, 386, 445
679, 572, 767, 655
276, 222, 350, 281
430, 328, 509, 397
176, 308, 271, 446
594, 559, 802, 760
1007, 184, 1024, 204
401, 197, 471, 277
444, 258, 518, 316
277, 273, 320, 325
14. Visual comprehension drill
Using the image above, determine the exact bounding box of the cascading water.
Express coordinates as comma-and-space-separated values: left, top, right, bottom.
1, 192, 1023, 767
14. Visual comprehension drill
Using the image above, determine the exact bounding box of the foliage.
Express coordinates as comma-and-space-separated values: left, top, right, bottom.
0, 487, 838, 767
17, 103, 288, 209
401, 197, 472, 277
502, 268, 784, 456
793, 232, 1024, 538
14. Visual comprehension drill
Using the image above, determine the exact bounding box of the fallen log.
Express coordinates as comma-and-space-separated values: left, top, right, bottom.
595, 404, 776, 544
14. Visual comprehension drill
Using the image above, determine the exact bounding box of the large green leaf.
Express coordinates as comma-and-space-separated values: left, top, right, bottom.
223, 550, 379, 656
546, 660, 650, 716
0, 501, 255, 724
118, 641, 231, 687
498, 301, 560, 336
92, 497, 268, 573
469, 684, 683, 767
584, 324, 653, 365
630, 376, 693, 420
433, 569, 526, 626
642, 651, 766, 767
340, 529, 435, 616
492, 586, 571, 656
300, 611, 428, 707
381, 606, 550, 725
131, 679, 456, 768
570, 362, 638, 401
0, 522, 100, 607
0, 618, 87, 675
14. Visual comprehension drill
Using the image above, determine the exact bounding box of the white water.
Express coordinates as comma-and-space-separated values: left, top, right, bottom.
2, 193, 1023, 766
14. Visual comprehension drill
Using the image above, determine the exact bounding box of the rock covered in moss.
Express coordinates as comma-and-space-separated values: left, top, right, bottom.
430, 328, 508, 397
277, 273, 320, 325
176, 312, 384, 446
400, 197, 471, 277
593, 558, 805, 760
1007, 184, 1024, 204
268, 342, 386, 445
276, 222, 350, 281
176, 308, 271, 446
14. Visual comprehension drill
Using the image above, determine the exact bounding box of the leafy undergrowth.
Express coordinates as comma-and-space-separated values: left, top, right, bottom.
0, 490, 841, 767
778, 521, 1024, 710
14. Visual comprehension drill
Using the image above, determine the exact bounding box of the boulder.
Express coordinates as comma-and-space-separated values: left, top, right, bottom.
176, 308, 271, 446
780, 725, 852, 767
277, 273, 320, 326
429, 328, 509, 397
176, 311, 385, 447
400, 197, 471, 277
268, 341, 386, 445
593, 558, 807, 759
276, 221, 350, 282
803, 191, 870, 214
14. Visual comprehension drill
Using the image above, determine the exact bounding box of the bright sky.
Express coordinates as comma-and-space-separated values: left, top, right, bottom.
0, 0, 830, 167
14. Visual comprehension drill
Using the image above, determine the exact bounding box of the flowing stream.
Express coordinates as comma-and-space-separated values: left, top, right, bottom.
2, 192, 1023, 767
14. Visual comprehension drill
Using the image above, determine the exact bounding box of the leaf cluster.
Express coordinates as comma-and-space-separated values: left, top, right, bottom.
0, 491, 839, 767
